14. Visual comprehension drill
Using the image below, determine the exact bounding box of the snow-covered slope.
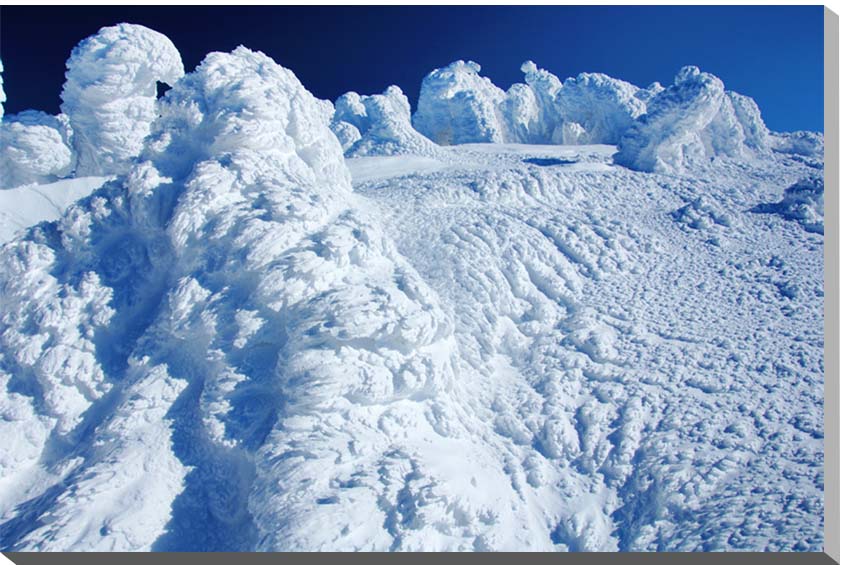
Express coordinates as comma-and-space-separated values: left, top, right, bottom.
0, 26, 824, 553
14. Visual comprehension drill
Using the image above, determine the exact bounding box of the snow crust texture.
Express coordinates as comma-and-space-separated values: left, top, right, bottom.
0, 26, 825, 553
60, 23, 185, 176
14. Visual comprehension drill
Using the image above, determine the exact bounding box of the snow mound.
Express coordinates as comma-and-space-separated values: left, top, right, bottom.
332, 86, 438, 156
752, 175, 824, 234
60, 23, 184, 177
513, 60, 565, 143
413, 61, 507, 145
672, 195, 733, 232
614, 66, 769, 173
0, 111, 75, 188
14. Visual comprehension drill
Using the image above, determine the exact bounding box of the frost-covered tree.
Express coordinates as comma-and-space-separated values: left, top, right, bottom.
0, 111, 75, 188
413, 61, 507, 145
0, 58, 6, 120
332, 85, 437, 156
614, 66, 771, 174
60, 23, 184, 176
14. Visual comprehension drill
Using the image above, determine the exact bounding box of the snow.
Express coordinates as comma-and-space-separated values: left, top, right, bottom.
413, 61, 507, 145
60, 23, 184, 176
752, 175, 824, 234
0, 26, 825, 553
0, 176, 109, 242
0, 111, 75, 189
346, 155, 449, 183
332, 86, 438, 157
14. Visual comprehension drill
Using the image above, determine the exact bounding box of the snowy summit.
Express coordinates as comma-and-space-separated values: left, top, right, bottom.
0, 22, 825, 553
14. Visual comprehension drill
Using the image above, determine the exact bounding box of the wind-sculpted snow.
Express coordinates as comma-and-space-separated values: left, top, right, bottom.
60, 23, 184, 177
0, 46, 550, 552
614, 66, 776, 174
331, 86, 438, 156
353, 143, 823, 551
413, 61, 507, 145
0, 111, 75, 188
753, 175, 824, 234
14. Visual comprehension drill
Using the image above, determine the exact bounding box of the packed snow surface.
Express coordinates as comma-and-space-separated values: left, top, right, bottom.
0, 26, 824, 553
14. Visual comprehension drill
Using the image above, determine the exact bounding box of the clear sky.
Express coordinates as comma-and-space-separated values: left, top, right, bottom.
0, 5, 825, 132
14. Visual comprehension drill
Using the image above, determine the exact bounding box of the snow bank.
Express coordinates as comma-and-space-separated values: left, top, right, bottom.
413, 61, 507, 145
60, 23, 184, 176
753, 175, 824, 234
0, 110, 75, 188
332, 86, 438, 156
614, 66, 770, 174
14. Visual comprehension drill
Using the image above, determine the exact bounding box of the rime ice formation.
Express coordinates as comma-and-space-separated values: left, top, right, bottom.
331, 86, 438, 156
60, 23, 184, 177
555, 72, 646, 145
614, 66, 773, 174
413, 60, 648, 147
515, 60, 565, 143
413, 61, 507, 145
0, 111, 75, 188
0, 31, 825, 553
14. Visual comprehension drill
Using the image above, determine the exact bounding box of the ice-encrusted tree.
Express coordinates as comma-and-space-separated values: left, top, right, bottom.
0, 110, 75, 188
615, 66, 771, 174
413, 60, 507, 145
60, 23, 184, 176
332, 85, 438, 156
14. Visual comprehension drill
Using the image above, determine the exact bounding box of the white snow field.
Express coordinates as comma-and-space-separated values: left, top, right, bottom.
0, 24, 825, 552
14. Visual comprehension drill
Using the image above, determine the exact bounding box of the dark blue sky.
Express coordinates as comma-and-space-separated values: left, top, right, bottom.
0, 5, 824, 132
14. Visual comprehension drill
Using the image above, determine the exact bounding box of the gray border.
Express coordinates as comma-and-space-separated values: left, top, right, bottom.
825, 7, 839, 564
1, 6, 838, 564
